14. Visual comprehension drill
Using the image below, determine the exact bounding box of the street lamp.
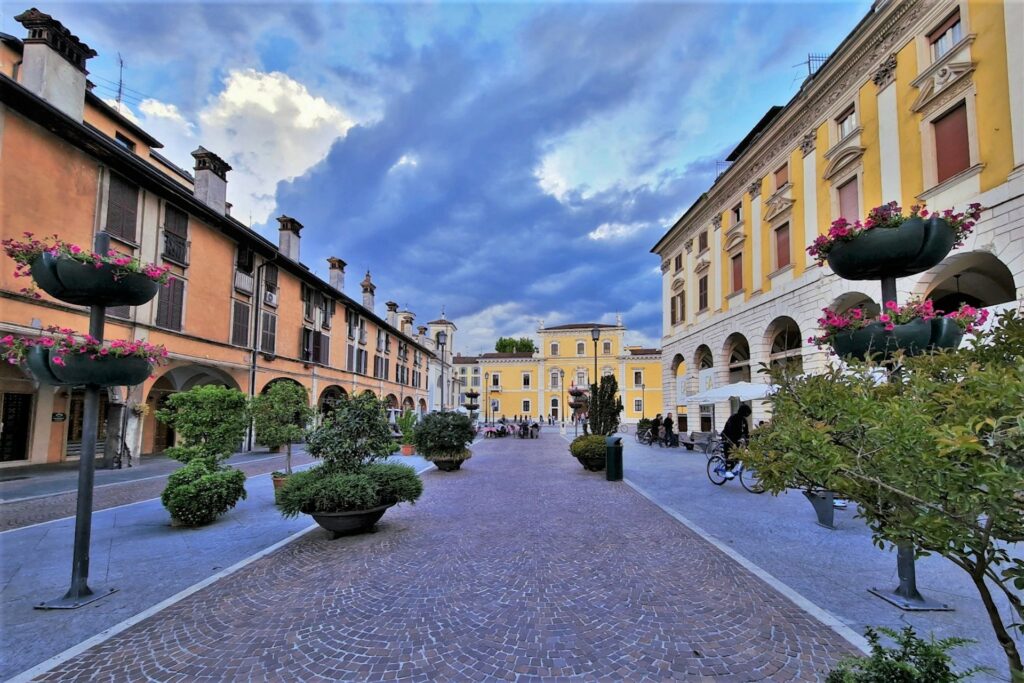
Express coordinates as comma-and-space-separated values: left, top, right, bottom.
641, 382, 645, 419
437, 330, 447, 412
485, 371, 490, 425
591, 326, 601, 387
559, 369, 565, 427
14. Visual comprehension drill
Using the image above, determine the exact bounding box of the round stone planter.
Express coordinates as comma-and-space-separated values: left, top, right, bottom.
25, 346, 152, 386
830, 318, 932, 361
432, 459, 464, 472
576, 454, 606, 472
30, 252, 160, 307
929, 317, 965, 351
826, 217, 954, 280
310, 503, 395, 537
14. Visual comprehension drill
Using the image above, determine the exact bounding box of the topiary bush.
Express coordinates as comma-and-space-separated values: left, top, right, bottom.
278, 462, 422, 518
156, 385, 250, 463
161, 458, 247, 526
588, 375, 623, 436
826, 627, 981, 682
305, 392, 397, 471
252, 380, 313, 474
570, 434, 606, 460
412, 411, 475, 461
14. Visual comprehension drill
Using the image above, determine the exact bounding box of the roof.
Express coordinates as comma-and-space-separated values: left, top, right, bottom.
453, 355, 478, 364
628, 348, 660, 356
543, 323, 617, 331
477, 352, 535, 359
725, 106, 784, 162
0, 32, 22, 52
428, 319, 457, 328
84, 91, 163, 149
150, 149, 194, 183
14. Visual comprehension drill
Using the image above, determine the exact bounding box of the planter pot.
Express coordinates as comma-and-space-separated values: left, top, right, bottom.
929, 317, 965, 351
310, 503, 395, 537
830, 318, 932, 361
272, 473, 288, 505
31, 252, 160, 307
826, 217, 954, 280
400, 444, 415, 456
433, 459, 464, 471
576, 454, 606, 472
25, 346, 152, 386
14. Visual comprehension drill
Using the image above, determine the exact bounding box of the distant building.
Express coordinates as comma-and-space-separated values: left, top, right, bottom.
652, 0, 1023, 431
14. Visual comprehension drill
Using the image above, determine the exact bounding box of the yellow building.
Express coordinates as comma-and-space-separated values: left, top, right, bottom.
454, 321, 663, 427
652, 0, 1023, 431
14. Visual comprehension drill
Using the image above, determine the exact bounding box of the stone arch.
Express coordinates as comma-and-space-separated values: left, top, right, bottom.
418, 398, 427, 415
916, 251, 1016, 312
765, 316, 803, 375
829, 291, 880, 318
318, 385, 346, 414
260, 377, 304, 395
694, 345, 713, 370
142, 364, 243, 455
385, 393, 399, 409
723, 333, 751, 383
402, 396, 415, 411
361, 389, 376, 397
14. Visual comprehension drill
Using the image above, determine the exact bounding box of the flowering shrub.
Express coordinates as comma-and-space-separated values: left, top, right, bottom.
2, 232, 171, 298
807, 202, 982, 266
809, 299, 941, 347
944, 303, 990, 333
0, 327, 168, 367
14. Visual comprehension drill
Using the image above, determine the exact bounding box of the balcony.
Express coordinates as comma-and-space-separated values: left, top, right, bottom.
234, 270, 254, 294
162, 233, 189, 266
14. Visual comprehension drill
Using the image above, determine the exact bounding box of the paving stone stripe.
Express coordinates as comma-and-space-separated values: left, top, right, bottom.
32, 432, 859, 681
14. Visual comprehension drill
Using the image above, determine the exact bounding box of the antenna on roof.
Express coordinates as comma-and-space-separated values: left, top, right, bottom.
116, 53, 125, 112
793, 52, 829, 77
715, 160, 731, 179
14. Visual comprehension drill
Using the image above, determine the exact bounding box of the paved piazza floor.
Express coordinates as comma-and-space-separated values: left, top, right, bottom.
28, 431, 857, 681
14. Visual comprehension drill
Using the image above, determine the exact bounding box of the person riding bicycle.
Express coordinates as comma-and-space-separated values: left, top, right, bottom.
720, 405, 751, 479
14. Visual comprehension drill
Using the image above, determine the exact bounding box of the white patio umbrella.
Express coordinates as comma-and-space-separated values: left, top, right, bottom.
685, 381, 777, 404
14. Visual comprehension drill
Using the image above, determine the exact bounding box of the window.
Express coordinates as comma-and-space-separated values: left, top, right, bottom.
929, 10, 962, 61
522, 372, 531, 388
491, 373, 500, 387
260, 311, 277, 353
373, 355, 390, 379
162, 205, 189, 265
837, 107, 857, 139
155, 276, 184, 331
934, 102, 970, 183
674, 254, 683, 272
698, 231, 708, 252
731, 253, 743, 293
775, 223, 791, 269
301, 285, 315, 321
602, 367, 613, 377
774, 163, 789, 189
576, 341, 585, 355
670, 292, 685, 325
550, 371, 560, 388
522, 400, 531, 413
633, 370, 643, 387
731, 203, 742, 224
837, 177, 859, 220
698, 276, 709, 311
576, 371, 586, 386
231, 300, 250, 347
602, 340, 611, 355
106, 173, 138, 242
550, 342, 559, 356
634, 399, 643, 412
321, 297, 333, 329
264, 264, 279, 304
235, 247, 254, 274
114, 132, 136, 152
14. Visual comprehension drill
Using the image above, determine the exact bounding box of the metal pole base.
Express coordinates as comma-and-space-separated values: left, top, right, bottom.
802, 490, 836, 529
36, 586, 117, 610
867, 587, 952, 611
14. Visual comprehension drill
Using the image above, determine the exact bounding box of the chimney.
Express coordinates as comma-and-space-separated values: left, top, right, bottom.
399, 310, 415, 336
385, 301, 399, 328
15, 9, 96, 121
417, 325, 428, 341
191, 146, 232, 214
277, 215, 303, 261
360, 271, 376, 311
327, 257, 347, 291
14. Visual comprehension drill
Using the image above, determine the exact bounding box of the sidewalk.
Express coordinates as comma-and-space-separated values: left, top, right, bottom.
0, 453, 431, 680
617, 434, 1020, 681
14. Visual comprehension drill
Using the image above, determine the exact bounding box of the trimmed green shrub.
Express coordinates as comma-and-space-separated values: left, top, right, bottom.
161, 458, 247, 527
305, 392, 397, 471
396, 410, 417, 444
278, 462, 422, 518
252, 381, 313, 474
570, 435, 606, 460
413, 411, 474, 461
363, 462, 425, 503
826, 627, 981, 682
156, 385, 250, 463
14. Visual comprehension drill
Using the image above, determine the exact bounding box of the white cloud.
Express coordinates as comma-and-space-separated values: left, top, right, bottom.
453, 302, 571, 356
390, 154, 419, 172
587, 221, 650, 241
123, 69, 355, 225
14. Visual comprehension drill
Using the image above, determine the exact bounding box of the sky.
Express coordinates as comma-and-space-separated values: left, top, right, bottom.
6, 0, 870, 353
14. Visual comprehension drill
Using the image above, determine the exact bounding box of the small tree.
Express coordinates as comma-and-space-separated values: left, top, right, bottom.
413, 411, 475, 460
494, 336, 537, 353
396, 410, 417, 445
744, 312, 1024, 681
304, 392, 397, 472
588, 375, 623, 436
252, 381, 314, 474
156, 385, 250, 463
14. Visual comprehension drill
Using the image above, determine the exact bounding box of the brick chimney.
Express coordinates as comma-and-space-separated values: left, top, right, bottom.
360, 271, 376, 311
385, 301, 399, 328
277, 215, 302, 262
191, 146, 231, 214
14, 8, 96, 121
417, 325, 428, 341
399, 310, 415, 336
327, 257, 346, 291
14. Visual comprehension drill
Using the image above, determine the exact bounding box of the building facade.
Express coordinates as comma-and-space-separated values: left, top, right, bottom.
0, 10, 436, 467
454, 321, 663, 426
652, 0, 1023, 431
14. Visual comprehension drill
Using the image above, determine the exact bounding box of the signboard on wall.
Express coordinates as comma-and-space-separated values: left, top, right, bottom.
697, 368, 716, 396
51, 413, 66, 422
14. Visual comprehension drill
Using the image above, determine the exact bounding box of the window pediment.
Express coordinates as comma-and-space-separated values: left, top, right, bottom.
725, 232, 746, 254
671, 277, 685, 292
694, 258, 711, 275
765, 185, 795, 223
822, 146, 866, 181
910, 60, 975, 115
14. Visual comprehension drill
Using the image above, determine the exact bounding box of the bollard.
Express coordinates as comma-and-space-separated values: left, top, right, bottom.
606, 436, 623, 481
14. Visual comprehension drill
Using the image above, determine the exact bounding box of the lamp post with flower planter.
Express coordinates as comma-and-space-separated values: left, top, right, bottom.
1, 231, 169, 609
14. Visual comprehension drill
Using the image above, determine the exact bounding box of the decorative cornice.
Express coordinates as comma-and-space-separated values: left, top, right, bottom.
872, 53, 898, 89
747, 180, 762, 197
660, 260, 671, 273
711, 215, 722, 231
822, 146, 866, 181
911, 61, 975, 115
800, 132, 817, 157
694, 258, 711, 275
684, 238, 694, 254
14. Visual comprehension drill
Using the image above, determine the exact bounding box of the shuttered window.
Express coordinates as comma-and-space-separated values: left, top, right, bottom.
698, 231, 708, 252
731, 254, 743, 293
698, 276, 708, 311
318, 333, 330, 365
155, 277, 185, 331
163, 205, 189, 265
838, 177, 859, 221
264, 264, 279, 292
774, 163, 788, 189
107, 305, 130, 320
260, 311, 277, 353
301, 328, 313, 361
934, 102, 970, 183
235, 246, 254, 273
775, 223, 791, 269
106, 173, 138, 242
231, 300, 250, 347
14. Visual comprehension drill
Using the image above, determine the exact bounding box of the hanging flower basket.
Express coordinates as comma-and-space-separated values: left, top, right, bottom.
830, 319, 932, 361
27, 346, 153, 386
826, 217, 954, 280
30, 252, 160, 307
928, 317, 964, 351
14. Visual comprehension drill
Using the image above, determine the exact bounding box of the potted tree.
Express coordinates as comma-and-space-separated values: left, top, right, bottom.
397, 409, 417, 456
252, 381, 314, 501
278, 392, 422, 536
413, 411, 475, 471
156, 385, 251, 527
570, 375, 623, 471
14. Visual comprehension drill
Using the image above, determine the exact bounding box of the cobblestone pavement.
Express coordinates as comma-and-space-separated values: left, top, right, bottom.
36, 432, 858, 682
0, 451, 317, 532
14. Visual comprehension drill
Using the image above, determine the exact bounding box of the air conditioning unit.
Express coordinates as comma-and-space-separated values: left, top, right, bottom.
264, 291, 278, 306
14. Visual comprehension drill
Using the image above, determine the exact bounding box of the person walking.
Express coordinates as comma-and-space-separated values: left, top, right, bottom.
720, 405, 751, 479
662, 413, 675, 447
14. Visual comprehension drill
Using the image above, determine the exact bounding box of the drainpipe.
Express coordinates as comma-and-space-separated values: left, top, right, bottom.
247, 255, 275, 451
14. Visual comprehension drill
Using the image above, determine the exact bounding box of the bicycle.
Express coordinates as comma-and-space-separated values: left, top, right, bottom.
635, 427, 656, 445
706, 445, 764, 493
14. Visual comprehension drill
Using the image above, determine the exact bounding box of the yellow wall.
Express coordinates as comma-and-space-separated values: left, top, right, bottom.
858, 81, 882, 211
895, 41, 924, 206
969, 0, 1015, 192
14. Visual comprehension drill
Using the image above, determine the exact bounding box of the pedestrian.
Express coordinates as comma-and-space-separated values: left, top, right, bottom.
662, 413, 675, 447
720, 405, 751, 479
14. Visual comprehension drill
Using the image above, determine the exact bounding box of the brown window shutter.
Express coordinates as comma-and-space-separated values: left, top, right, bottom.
774, 164, 788, 188
731, 254, 743, 293
260, 312, 277, 353
232, 301, 250, 346
108, 305, 130, 319
155, 281, 170, 328
838, 178, 859, 220
164, 205, 188, 237
170, 278, 185, 331
106, 174, 138, 241
776, 223, 791, 268
347, 344, 354, 372
670, 298, 678, 325
934, 102, 969, 183
318, 334, 329, 365
265, 264, 279, 288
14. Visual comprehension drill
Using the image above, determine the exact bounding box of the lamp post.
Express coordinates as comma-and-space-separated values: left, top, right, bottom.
641, 382, 645, 419
437, 331, 447, 412
559, 369, 565, 427
591, 326, 601, 388
485, 371, 490, 425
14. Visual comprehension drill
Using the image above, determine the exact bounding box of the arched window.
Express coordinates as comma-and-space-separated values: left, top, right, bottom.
767, 318, 803, 375
695, 345, 713, 370
550, 370, 560, 388
725, 334, 751, 383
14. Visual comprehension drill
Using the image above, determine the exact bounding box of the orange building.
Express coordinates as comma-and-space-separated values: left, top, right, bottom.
0, 9, 439, 468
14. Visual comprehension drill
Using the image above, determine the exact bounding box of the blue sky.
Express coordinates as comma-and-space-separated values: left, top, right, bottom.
8, 1, 870, 352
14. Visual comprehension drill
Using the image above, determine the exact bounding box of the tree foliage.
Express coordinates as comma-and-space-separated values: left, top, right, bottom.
826, 627, 981, 682
495, 336, 537, 353
161, 458, 247, 527
156, 385, 250, 463
252, 381, 314, 474
413, 411, 475, 461
304, 392, 397, 471
743, 312, 1024, 680
588, 374, 623, 436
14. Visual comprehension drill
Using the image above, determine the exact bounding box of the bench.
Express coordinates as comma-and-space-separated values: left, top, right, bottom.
680, 432, 715, 452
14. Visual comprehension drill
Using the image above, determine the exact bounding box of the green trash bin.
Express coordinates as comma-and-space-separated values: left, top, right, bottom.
606, 436, 623, 481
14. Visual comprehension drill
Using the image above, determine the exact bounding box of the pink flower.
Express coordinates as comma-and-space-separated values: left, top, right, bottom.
879, 314, 891, 323
52, 356, 65, 366
884, 300, 899, 311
